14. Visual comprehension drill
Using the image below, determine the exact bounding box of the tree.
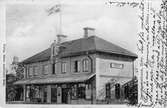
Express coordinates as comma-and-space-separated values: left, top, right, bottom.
6, 63, 24, 102
127, 76, 138, 106
16, 63, 24, 80
6, 73, 17, 101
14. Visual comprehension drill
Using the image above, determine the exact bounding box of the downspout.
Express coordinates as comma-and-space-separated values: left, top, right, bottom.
86, 51, 94, 104
133, 60, 135, 78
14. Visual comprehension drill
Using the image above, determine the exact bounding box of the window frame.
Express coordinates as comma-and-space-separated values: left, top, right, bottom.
43, 65, 49, 75
74, 60, 81, 73
85, 83, 92, 100
61, 62, 67, 73
33, 66, 38, 76
29, 66, 33, 77
115, 83, 121, 99
71, 84, 78, 99
77, 83, 86, 99
83, 59, 89, 72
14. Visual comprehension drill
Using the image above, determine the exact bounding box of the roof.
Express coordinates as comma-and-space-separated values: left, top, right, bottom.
22, 48, 51, 64
22, 36, 137, 64
14, 73, 95, 85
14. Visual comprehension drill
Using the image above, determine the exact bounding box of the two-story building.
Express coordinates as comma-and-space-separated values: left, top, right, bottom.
14, 27, 137, 104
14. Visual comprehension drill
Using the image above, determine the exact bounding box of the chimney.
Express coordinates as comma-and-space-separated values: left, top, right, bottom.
12, 56, 19, 64
57, 34, 67, 44
83, 27, 95, 38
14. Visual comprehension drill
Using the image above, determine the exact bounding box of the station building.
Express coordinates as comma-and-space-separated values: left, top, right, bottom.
14, 27, 137, 104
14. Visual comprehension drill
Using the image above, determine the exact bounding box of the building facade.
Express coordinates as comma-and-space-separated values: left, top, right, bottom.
14, 28, 137, 104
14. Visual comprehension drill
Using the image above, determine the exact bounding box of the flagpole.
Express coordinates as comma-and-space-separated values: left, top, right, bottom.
59, 2, 62, 34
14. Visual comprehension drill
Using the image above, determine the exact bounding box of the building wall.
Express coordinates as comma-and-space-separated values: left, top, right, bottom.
24, 54, 96, 79
96, 53, 135, 100
24, 61, 52, 79
23, 54, 96, 104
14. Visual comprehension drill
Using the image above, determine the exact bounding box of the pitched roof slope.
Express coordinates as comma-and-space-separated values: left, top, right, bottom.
22, 36, 137, 64
22, 48, 51, 64
94, 36, 137, 57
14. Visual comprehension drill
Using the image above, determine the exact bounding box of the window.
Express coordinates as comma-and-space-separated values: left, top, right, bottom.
52, 64, 55, 74
83, 59, 89, 72
71, 84, 77, 99
71, 84, 90, 99
29, 67, 33, 77
115, 83, 121, 99
106, 83, 111, 99
85, 84, 91, 99
110, 63, 124, 69
124, 84, 129, 99
34, 66, 38, 76
61, 62, 67, 73
78, 84, 86, 99
43, 65, 49, 75
74, 61, 81, 72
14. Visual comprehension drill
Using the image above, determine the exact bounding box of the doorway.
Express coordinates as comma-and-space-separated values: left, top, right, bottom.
62, 88, 68, 104
51, 87, 57, 103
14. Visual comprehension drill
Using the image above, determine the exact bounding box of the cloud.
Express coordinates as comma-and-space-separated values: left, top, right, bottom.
6, 3, 138, 70
11, 24, 33, 37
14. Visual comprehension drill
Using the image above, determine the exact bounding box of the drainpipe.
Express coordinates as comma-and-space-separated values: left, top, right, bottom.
86, 51, 94, 104
132, 61, 135, 78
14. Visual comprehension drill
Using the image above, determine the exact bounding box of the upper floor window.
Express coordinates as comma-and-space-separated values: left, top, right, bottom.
74, 61, 81, 73
34, 66, 38, 76
83, 59, 89, 72
52, 63, 55, 74
43, 65, 49, 75
29, 67, 33, 77
61, 62, 67, 73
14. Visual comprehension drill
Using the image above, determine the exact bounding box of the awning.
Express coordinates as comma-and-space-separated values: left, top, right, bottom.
14, 73, 95, 85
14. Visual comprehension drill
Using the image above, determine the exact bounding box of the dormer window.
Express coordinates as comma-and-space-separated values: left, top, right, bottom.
83, 59, 89, 72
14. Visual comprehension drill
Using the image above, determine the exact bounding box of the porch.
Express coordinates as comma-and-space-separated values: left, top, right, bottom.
14, 73, 96, 104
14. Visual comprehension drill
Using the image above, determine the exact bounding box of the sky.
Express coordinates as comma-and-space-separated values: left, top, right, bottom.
6, 0, 139, 70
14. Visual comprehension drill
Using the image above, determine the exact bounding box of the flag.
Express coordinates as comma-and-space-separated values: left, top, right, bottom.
47, 4, 61, 16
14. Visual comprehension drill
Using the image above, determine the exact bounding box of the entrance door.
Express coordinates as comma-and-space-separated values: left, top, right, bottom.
51, 87, 57, 103
43, 86, 47, 103
62, 88, 68, 104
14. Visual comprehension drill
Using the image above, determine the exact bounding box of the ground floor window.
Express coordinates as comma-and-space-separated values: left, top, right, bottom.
78, 84, 86, 99
25, 83, 93, 103
51, 86, 57, 102
115, 83, 121, 99
105, 83, 121, 99
124, 84, 129, 99
71, 83, 92, 100
71, 84, 77, 99
106, 83, 111, 99
85, 84, 91, 99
